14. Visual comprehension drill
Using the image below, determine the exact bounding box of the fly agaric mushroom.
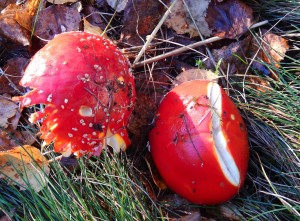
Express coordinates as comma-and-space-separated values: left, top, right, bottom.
149, 80, 249, 205
13, 31, 135, 157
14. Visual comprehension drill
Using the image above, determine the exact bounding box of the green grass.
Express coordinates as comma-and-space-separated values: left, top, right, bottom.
227, 76, 300, 220
222, 2, 300, 216
0, 150, 164, 220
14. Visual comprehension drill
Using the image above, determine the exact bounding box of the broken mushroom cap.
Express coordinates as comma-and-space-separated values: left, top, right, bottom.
149, 80, 249, 205
13, 31, 136, 157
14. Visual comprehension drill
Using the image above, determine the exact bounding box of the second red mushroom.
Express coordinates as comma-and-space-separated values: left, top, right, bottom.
149, 80, 249, 205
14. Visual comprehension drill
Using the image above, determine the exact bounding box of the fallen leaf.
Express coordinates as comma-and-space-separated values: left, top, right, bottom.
175, 211, 201, 221
95, 0, 108, 8
0, 4, 31, 46
106, 0, 128, 12
0, 129, 36, 151
164, 0, 198, 37
184, 0, 212, 37
245, 75, 271, 92
250, 30, 289, 80
145, 153, 167, 190
0, 145, 49, 192
174, 68, 218, 86
0, 57, 29, 95
33, 5, 81, 40
205, 0, 253, 39
0, 95, 18, 129
204, 35, 252, 74
15, 0, 42, 31
0, 95, 36, 150
256, 30, 289, 68
128, 92, 158, 143
83, 18, 108, 38
83, 5, 106, 30
47, 0, 78, 4
0, 0, 15, 11
218, 203, 243, 221
120, 0, 166, 45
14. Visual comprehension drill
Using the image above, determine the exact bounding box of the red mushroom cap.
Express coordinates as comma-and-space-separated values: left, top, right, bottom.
13, 31, 135, 157
149, 80, 249, 205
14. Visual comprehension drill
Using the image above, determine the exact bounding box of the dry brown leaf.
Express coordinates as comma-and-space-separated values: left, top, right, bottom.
0, 0, 15, 11
174, 68, 218, 86
120, 0, 166, 45
33, 5, 81, 40
0, 57, 29, 95
47, 0, 78, 4
257, 31, 289, 68
0, 95, 35, 150
184, 0, 212, 37
246, 76, 271, 92
0, 4, 31, 46
205, 0, 253, 39
164, 0, 198, 37
250, 30, 289, 79
204, 35, 252, 74
0, 95, 18, 129
0, 145, 49, 192
176, 211, 201, 221
15, 0, 43, 31
83, 5, 106, 30
0, 129, 36, 151
218, 203, 243, 221
145, 153, 167, 190
83, 18, 108, 39
106, 0, 128, 12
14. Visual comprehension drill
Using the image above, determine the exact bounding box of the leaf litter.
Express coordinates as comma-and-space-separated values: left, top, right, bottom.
0, 145, 49, 192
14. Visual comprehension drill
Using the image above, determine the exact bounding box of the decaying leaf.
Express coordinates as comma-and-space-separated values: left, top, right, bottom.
0, 129, 36, 151
0, 95, 18, 129
106, 0, 128, 12
206, 203, 243, 221
120, 0, 166, 45
246, 75, 271, 92
0, 145, 49, 192
0, 57, 29, 95
255, 31, 289, 68
0, 94, 20, 131
164, 0, 198, 37
145, 153, 167, 190
33, 5, 81, 40
0, 94, 35, 151
128, 92, 158, 138
205, 0, 253, 39
204, 35, 252, 74
83, 5, 106, 30
0, 0, 15, 11
165, 0, 253, 39
250, 30, 289, 79
184, 0, 212, 37
15, 0, 42, 31
83, 18, 108, 38
174, 68, 218, 86
176, 211, 201, 221
47, 0, 78, 4
0, 4, 31, 46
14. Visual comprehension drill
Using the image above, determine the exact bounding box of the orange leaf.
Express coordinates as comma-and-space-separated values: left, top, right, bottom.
0, 145, 49, 192
15, 0, 43, 31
